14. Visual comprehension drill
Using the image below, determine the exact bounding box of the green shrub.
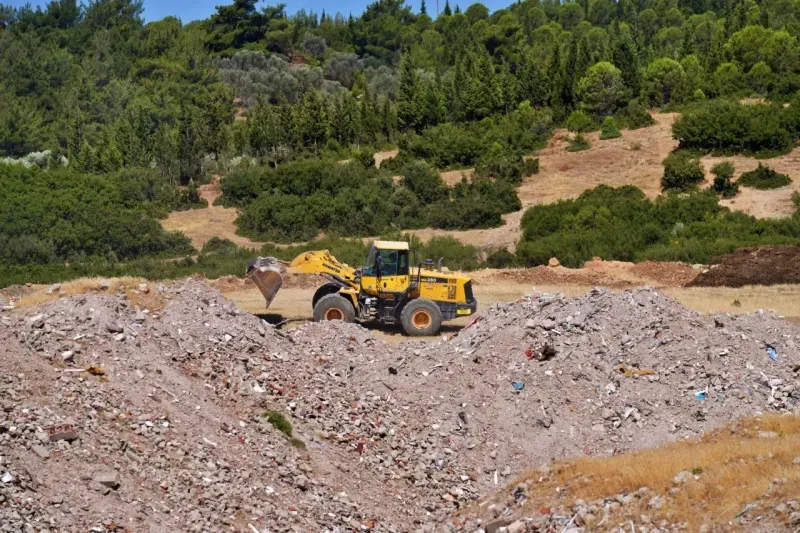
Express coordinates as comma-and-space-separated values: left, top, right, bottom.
398, 106, 552, 169
599, 117, 622, 140
265, 411, 293, 437
521, 158, 540, 176
516, 184, 800, 267
615, 100, 656, 130
475, 150, 540, 184
710, 161, 739, 198
354, 147, 376, 168
661, 152, 704, 191
567, 134, 590, 152
566, 110, 594, 133
0, 164, 193, 267
672, 100, 795, 156
486, 248, 516, 268
202, 237, 240, 255
737, 163, 792, 189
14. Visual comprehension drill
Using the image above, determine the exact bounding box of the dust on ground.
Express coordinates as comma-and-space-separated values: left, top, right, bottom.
2, 278, 799, 532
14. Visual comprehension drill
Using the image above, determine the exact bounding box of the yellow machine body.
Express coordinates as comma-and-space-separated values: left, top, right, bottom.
246, 241, 477, 335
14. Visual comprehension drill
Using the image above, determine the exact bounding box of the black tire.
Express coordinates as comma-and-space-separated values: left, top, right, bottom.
313, 294, 355, 323
312, 283, 342, 310
400, 298, 443, 337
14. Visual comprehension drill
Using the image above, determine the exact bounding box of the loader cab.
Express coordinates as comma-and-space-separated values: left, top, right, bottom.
361, 241, 411, 296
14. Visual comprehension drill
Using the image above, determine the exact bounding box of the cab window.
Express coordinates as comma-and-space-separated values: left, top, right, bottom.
397, 250, 409, 275
378, 250, 398, 276
363, 245, 377, 276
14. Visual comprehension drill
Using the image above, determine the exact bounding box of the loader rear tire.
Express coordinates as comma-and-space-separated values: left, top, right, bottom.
313, 294, 355, 323
401, 299, 442, 337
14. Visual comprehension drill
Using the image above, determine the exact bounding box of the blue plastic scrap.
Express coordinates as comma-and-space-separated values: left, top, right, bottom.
766, 343, 778, 362
695, 391, 707, 400
511, 381, 525, 391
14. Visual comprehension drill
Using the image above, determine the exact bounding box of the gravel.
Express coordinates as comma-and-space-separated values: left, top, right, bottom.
0, 281, 798, 532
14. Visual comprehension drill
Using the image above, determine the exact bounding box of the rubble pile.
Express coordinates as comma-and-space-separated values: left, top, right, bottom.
1, 281, 798, 532
0, 281, 395, 533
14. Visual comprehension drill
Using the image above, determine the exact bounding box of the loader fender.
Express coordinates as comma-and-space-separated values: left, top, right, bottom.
312, 283, 344, 310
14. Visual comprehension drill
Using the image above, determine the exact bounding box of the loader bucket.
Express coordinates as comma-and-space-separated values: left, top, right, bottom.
246, 257, 285, 309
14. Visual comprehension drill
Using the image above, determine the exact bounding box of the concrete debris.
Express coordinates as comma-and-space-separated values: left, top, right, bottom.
0, 280, 798, 532
93, 471, 121, 489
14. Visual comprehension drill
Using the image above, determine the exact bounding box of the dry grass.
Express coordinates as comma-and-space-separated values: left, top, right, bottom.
160, 181, 267, 250
664, 285, 800, 321
478, 414, 800, 530
15, 277, 167, 311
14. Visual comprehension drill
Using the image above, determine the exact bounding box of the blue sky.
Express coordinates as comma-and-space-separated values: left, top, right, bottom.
6, 0, 502, 23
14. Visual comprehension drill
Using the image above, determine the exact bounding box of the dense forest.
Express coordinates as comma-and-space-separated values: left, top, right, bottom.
2, 0, 800, 284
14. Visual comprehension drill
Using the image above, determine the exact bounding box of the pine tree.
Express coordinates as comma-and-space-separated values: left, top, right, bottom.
424, 68, 447, 127
547, 43, 566, 118
443, 0, 452, 16
178, 104, 202, 184
576, 37, 592, 80
563, 38, 579, 109
454, 4, 461, 13
760, 6, 770, 28
298, 90, 328, 151
706, 27, 725, 74
381, 97, 397, 140
397, 54, 425, 131
97, 137, 123, 173
420, 0, 427, 15
612, 33, 641, 96
519, 54, 549, 107
154, 124, 180, 183
680, 29, 693, 58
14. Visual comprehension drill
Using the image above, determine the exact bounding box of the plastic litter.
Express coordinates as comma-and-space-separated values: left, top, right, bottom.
766, 343, 778, 362
695, 391, 707, 400
511, 381, 525, 391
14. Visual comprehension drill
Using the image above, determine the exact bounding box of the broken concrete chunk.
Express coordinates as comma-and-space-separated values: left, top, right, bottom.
32, 445, 50, 459
106, 322, 124, 333
49, 428, 79, 442
93, 471, 121, 490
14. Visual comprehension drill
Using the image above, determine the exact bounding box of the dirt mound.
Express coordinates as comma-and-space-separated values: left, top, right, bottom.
475, 260, 700, 288
2, 279, 799, 532
690, 246, 800, 287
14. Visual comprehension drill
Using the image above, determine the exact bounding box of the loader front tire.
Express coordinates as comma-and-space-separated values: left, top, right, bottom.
313, 294, 355, 323
401, 299, 442, 337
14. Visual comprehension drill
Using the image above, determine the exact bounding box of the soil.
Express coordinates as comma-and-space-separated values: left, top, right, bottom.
689, 245, 800, 287
472, 259, 701, 289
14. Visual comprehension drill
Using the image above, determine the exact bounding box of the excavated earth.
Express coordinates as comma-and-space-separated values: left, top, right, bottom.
1, 280, 799, 532
689, 245, 800, 288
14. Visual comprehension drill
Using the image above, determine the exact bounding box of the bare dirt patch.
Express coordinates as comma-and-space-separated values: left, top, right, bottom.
702, 152, 800, 218
160, 178, 267, 250
373, 148, 399, 168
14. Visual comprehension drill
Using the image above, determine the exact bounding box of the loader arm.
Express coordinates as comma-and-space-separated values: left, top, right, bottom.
246, 250, 359, 309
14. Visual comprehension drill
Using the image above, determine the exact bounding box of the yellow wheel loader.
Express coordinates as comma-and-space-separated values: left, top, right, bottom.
246, 240, 477, 336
